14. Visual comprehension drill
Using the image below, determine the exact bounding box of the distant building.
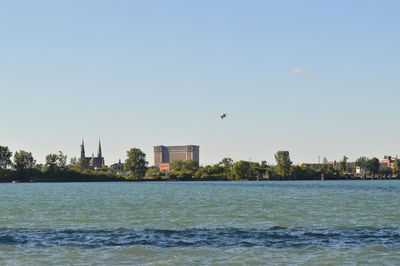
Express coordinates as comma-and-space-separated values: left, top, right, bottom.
154, 145, 200, 169
356, 166, 366, 176
379, 155, 396, 169
80, 140, 105, 169
159, 163, 171, 172
110, 159, 124, 171
301, 161, 337, 170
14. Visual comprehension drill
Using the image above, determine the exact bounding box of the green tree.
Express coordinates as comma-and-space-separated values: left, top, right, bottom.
319, 165, 334, 175
338, 156, 348, 173
170, 160, 184, 171
57, 151, 67, 168
219, 158, 233, 168
34, 164, 44, 170
77, 158, 89, 171
45, 154, 59, 170
45, 151, 67, 171
232, 160, 251, 179
170, 160, 199, 171
13, 150, 36, 171
355, 156, 368, 168
182, 160, 199, 171
146, 166, 162, 177
379, 165, 392, 178
274, 151, 292, 176
218, 158, 233, 178
168, 160, 199, 180
195, 164, 226, 179
393, 159, 400, 176
69, 157, 78, 168
290, 165, 318, 180
249, 162, 264, 180
125, 148, 148, 178
366, 158, 380, 177
0, 146, 12, 169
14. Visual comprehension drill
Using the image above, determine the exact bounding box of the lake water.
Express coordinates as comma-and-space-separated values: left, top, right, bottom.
1, 181, 400, 265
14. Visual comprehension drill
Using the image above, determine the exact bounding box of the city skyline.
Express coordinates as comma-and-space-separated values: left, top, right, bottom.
1, 1, 400, 165
3, 139, 397, 167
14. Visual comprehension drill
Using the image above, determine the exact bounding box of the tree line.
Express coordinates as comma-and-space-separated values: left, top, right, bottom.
354, 156, 400, 178
147, 152, 400, 180
0, 146, 149, 182
1, 145, 399, 182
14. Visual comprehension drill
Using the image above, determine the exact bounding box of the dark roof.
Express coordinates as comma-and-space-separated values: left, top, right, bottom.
84, 157, 104, 162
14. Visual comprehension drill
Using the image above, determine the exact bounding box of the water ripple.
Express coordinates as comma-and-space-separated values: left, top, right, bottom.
1, 228, 400, 248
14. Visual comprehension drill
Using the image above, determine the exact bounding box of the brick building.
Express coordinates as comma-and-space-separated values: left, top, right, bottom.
154, 145, 199, 169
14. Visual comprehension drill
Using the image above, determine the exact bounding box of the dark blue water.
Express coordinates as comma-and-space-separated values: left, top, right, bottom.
1, 227, 400, 249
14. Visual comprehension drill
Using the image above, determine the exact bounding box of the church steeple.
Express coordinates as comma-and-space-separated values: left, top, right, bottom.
80, 139, 85, 159
97, 140, 102, 158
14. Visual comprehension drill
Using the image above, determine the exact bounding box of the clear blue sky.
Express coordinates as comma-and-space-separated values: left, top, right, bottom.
1, 0, 399, 165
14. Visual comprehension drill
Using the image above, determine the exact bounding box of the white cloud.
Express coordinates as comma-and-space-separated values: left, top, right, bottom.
290, 68, 310, 76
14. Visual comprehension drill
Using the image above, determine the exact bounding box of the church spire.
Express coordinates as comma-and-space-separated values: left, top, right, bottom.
97, 140, 102, 158
81, 139, 85, 159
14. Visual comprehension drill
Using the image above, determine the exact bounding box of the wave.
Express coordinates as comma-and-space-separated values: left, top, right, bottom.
1, 227, 400, 248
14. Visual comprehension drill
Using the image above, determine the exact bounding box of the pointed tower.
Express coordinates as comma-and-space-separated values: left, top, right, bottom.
97, 140, 102, 158
80, 139, 85, 159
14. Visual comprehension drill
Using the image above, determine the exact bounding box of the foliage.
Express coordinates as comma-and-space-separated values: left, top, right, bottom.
13, 150, 36, 171
69, 157, 77, 168
289, 166, 318, 180
338, 156, 348, 173
0, 168, 15, 181
167, 160, 199, 179
0, 146, 13, 169
125, 148, 148, 178
319, 165, 335, 175
219, 158, 233, 168
57, 151, 67, 168
170, 160, 199, 171
146, 166, 163, 177
45, 151, 67, 171
365, 158, 380, 176
2, 145, 398, 182
378, 165, 392, 178
232, 160, 251, 179
355, 156, 368, 168
274, 151, 292, 176
194, 164, 227, 180
393, 159, 400, 176
77, 158, 90, 171
45, 154, 58, 169
168, 170, 193, 180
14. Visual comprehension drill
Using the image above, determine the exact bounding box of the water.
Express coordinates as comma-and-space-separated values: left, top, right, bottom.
1, 181, 400, 265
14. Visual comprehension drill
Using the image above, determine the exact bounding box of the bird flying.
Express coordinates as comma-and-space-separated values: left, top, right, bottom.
220, 114, 228, 119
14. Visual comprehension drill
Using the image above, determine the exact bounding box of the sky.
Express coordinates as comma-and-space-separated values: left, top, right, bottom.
1, 0, 400, 166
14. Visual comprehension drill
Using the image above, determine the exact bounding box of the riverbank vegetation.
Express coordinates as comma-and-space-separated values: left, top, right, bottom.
0, 145, 398, 182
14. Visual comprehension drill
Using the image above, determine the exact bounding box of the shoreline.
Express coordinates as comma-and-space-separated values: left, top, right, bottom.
2, 177, 399, 184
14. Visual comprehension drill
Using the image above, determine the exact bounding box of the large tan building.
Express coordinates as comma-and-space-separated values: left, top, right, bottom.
380, 155, 396, 169
154, 145, 200, 168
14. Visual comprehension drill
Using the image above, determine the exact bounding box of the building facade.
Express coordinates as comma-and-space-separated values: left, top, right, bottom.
379, 155, 396, 169
110, 159, 124, 171
154, 145, 200, 169
356, 166, 366, 176
300, 161, 337, 170
80, 140, 105, 169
